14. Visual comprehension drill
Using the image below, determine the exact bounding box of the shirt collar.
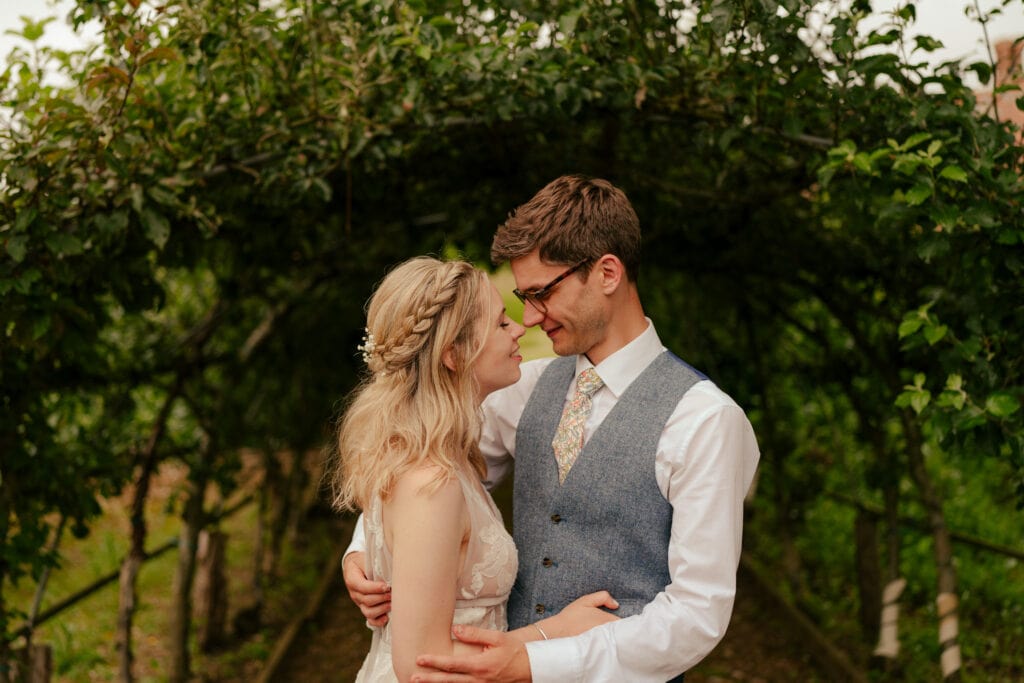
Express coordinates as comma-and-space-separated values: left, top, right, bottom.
574, 318, 664, 398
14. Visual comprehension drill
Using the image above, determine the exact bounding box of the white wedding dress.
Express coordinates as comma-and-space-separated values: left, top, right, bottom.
354, 467, 518, 683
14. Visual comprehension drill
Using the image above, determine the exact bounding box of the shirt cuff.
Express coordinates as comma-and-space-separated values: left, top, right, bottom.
525, 637, 582, 683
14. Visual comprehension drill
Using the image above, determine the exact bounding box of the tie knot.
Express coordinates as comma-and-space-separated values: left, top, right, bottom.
576, 368, 604, 397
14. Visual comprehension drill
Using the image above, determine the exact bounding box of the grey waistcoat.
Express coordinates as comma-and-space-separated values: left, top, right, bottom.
508, 351, 705, 629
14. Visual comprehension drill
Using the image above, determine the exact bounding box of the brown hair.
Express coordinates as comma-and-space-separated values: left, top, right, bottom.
491, 175, 641, 281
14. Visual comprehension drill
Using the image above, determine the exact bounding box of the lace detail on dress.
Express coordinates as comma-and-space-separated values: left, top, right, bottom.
465, 509, 516, 599
354, 468, 518, 683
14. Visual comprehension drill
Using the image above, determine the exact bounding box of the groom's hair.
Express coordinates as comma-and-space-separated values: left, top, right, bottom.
491, 174, 641, 282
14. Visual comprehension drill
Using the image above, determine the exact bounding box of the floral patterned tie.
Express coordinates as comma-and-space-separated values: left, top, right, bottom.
551, 368, 604, 484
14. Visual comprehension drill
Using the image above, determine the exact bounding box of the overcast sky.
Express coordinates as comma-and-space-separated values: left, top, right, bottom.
2, 1, 1022, 75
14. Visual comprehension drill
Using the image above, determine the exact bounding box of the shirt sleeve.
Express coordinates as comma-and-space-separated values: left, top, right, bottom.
344, 513, 367, 558
525, 396, 760, 682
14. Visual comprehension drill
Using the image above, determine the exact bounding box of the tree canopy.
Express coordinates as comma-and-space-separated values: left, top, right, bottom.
2, 0, 1022, 679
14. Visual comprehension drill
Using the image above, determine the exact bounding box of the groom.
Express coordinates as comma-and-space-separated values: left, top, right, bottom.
343, 175, 760, 682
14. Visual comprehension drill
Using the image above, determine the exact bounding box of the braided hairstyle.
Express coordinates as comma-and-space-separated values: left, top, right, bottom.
332, 257, 490, 511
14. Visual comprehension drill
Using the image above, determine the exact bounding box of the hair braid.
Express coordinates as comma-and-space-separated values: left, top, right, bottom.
371, 262, 470, 375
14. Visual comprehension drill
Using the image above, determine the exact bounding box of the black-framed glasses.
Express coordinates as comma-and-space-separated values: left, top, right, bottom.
512, 260, 589, 314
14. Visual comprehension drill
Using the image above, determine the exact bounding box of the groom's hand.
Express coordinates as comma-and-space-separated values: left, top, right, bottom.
342, 551, 391, 627
412, 626, 531, 683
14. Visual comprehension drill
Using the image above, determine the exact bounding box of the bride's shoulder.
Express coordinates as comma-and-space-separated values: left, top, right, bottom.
386, 464, 469, 535
391, 463, 463, 503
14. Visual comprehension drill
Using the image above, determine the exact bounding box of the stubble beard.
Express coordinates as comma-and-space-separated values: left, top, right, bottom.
551, 305, 606, 358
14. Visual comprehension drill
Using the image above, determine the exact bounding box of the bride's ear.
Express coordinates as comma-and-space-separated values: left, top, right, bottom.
442, 346, 457, 372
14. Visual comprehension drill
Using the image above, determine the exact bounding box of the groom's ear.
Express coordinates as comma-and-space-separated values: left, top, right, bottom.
595, 254, 624, 294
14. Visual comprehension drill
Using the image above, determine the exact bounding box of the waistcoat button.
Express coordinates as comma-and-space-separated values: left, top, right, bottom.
542, 557, 553, 567
535, 604, 545, 614
550, 513, 561, 523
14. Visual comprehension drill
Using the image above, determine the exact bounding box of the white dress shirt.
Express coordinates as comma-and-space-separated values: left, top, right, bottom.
480, 321, 760, 682
345, 321, 760, 681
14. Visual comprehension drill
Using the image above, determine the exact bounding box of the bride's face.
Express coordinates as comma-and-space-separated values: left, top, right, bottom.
472, 282, 525, 400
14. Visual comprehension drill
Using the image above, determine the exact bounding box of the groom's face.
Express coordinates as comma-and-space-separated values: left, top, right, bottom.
510, 251, 605, 358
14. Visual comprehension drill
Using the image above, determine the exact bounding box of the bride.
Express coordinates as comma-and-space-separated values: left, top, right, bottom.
331, 257, 617, 683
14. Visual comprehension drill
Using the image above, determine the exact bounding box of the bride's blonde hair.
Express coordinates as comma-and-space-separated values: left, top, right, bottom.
332, 257, 490, 511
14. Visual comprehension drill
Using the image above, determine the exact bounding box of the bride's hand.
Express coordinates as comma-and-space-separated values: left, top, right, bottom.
543, 590, 620, 638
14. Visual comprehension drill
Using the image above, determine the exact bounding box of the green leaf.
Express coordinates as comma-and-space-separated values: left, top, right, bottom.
866, 30, 900, 47
14, 268, 41, 294
6, 235, 28, 263
902, 132, 931, 150
44, 233, 84, 257
147, 186, 177, 206
429, 16, 456, 29
937, 390, 966, 411
905, 184, 932, 206
939, 165, 968, 182
32, 315, 51, 340
969, 61, 992, 84
94, 211, 129, 235
14, 208, 37, 232
896, 4, 915, 21
924, 323, 947, 345
898, 318, 923, 338
140, 207, 170, 249
138, 46, 178, 67
19, 17, 54, 42
917, 236, 950, 262
914, 35, 943, 52
852, 153, 872, 174
996, 228, 1021, 245
986, 393, 1020, 418
559, 12, 580, 36
897, 387, 931, 414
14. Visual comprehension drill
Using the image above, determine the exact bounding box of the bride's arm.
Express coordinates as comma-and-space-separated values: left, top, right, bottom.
507, 591, 621, 643
386, 467, 479, 682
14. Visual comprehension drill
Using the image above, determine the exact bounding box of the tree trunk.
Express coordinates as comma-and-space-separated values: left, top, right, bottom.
265, 451, 294, 580
7, 644, 52, 683
872, 484, 905, 670
116, 550, 141, 683
27, 644, 51, 683
854, 506, 882, 642
901, 412, 962, 682
285, 451, 312, 546
0, 487, 11, 683
195, 529, 229, 651
30, 644, 52, 683
740, 308, 808, 601
233, 454, 270, 638
117, 384, 180, 683
169, 475, 207, 683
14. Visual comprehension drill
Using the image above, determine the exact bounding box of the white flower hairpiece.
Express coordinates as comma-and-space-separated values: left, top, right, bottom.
357, 328, 376, 365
